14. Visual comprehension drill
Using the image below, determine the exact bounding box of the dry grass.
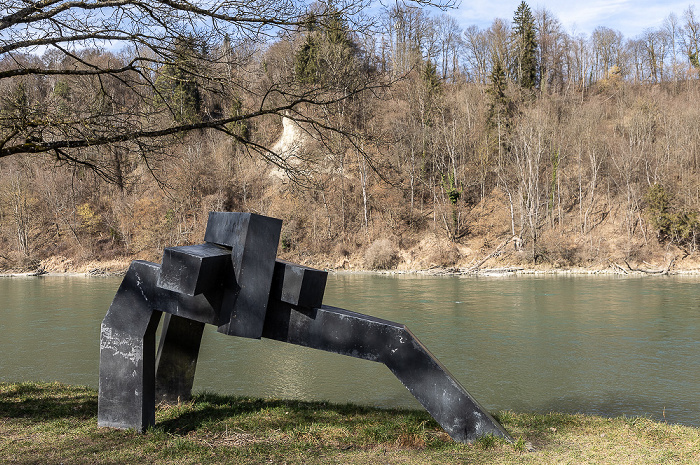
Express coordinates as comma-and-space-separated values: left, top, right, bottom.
364, 239, 399, 270
38, 255, 132, 274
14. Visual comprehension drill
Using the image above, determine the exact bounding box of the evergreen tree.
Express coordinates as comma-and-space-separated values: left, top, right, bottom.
422, 60, 441, 98
486, 55, 510, 128
294, 7, 360, 86
690, 51, 700, 73
295, 11, 321, 83
418, 59, 441, 129
512, 1, 538, 90
155, 37, 203, 124
485, 54, 513, 172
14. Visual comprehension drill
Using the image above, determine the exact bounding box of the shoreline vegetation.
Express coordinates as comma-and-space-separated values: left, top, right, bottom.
2, 253, 700, 278
1, 382, 699, 464
4, 267, 700, 278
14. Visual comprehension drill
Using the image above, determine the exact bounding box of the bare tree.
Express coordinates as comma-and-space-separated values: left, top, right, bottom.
627, 38, 645, 84
435, 14, 462, 81
663, 13, 682, 81
535, 7, 566, 94
462, 25, 490, 84
510, 106, 550, 262
565, 32, 593, 94
382, 4, 429, 76
590, 26, 624, 82
640, 28, 669, 83
681, 6, 700, 77
487, 18, 512, 73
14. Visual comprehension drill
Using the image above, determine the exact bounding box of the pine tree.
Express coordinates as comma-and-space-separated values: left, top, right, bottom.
486, 56, 510, 128
512, 1, 538, 90
155, 37, 203, 124
690, 51, 700, 73
294, 7, 359, 86
422, 60, 441, 97
295, 33, 321, 84
485, 54, 513, 176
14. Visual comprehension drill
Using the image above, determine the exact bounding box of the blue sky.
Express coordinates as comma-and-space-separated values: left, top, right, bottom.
452, 1, 698, 38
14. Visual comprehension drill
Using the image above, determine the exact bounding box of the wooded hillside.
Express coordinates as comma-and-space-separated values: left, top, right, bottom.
1, 2, 700, 272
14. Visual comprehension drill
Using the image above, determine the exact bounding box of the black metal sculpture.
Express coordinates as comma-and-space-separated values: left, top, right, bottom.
98, 212, 510, 443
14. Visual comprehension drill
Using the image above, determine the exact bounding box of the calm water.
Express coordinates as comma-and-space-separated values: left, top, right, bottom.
1, 273, 699, 426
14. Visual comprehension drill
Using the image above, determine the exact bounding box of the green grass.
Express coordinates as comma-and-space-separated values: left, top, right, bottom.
1, 382, 699, 464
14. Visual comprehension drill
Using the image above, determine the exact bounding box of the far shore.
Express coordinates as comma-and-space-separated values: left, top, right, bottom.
3, 263, 700, 279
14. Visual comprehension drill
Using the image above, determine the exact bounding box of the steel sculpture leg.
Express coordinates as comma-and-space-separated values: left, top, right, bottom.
98, 263, 162, 431
261, 301, 511, 443
155, 314, 205, 403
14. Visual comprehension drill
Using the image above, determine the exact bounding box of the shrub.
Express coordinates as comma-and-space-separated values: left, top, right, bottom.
645, 184, 699, 249
364, 239, 398, 270
427, 243, 461, 267
76, 202, 101, 233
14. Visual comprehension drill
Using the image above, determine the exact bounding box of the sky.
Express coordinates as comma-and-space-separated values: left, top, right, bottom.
453, 0, 698, 38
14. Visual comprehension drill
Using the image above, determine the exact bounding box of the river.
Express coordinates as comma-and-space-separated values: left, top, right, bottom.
1, 273, 698, 426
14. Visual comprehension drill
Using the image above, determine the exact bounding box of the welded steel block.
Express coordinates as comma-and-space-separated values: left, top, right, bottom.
204, 212, 282, 338
157, 243, 232, 296
141, 260, 222, 326
270, 260, 328, 309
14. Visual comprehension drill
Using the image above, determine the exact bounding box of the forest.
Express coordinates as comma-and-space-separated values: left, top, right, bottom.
1, 1, 700, 273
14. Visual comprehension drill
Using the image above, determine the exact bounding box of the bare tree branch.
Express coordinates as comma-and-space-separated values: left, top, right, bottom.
0, 0, 451, 182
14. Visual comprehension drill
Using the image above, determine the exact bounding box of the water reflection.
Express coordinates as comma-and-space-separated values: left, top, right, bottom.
1, 273, 699, 426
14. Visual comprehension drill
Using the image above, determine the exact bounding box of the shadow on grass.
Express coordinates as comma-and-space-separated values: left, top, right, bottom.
0, 382, 438, 440
0, 382, 98, 421
156, 391, 434, 435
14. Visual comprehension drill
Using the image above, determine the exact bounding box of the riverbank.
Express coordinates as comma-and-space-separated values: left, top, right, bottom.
1, 382, 698, 464
3, 257, 700, 278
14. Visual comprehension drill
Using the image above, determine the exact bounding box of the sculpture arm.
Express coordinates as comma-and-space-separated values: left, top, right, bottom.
261, 302, 511, 443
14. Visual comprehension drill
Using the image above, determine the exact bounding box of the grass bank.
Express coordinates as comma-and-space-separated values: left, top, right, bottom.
1, 382, 698, 464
